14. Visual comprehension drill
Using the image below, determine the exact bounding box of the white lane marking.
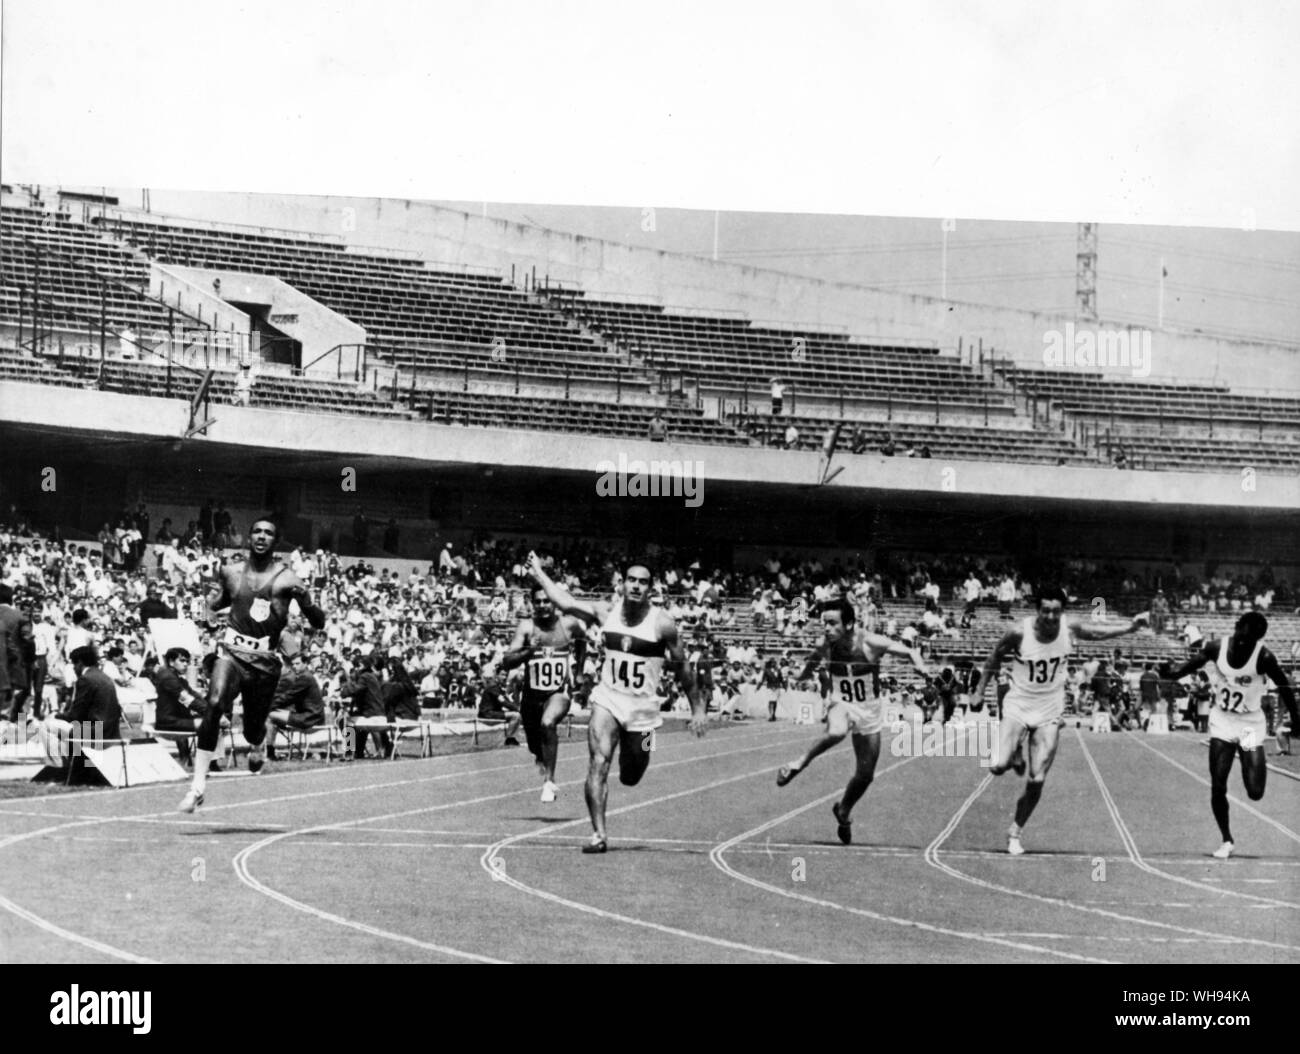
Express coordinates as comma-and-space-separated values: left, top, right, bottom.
708, 756, 1112, 964
1077, 730, 1299, 910
1127, 732, 1300, 846
923, 771, 1300, 954
235, 732, 794, 963
482, 753, 829, 964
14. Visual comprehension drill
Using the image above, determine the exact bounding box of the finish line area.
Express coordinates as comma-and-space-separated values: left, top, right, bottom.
1, 721, 1296, 964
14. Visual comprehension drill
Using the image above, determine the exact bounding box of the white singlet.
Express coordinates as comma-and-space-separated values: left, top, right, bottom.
591, 603, 667, 732
1205, 639, 1269, 748
1004, 616, 1072, 727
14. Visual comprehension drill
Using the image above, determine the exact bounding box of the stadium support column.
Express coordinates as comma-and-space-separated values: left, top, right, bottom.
1076, 223, 1098, 322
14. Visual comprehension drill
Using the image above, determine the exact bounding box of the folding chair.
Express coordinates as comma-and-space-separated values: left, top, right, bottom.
389, 719, 425, 760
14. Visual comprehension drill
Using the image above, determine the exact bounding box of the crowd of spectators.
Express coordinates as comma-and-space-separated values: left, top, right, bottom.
0, 504, 1294, 763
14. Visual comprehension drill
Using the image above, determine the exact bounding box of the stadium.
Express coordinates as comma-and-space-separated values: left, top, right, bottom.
0, 182, 1296, 966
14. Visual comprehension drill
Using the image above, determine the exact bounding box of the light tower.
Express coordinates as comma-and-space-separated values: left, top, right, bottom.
1076, 222, 1098, 321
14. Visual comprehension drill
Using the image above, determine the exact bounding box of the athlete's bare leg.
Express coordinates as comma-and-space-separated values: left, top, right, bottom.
777, 702, 849, 785
1013, 721, 1061, 830
538, 692, 571, 782
1208, 737, 1237, 844
1208, 736, 1266, 851
584, 705, 620, 848
180, 657, 240, 809
617, 727, 653, 786
989, 713, 1030, 775
838, 731, 881, 819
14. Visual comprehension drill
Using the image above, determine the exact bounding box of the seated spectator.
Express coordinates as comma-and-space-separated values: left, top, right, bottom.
477, 670, 521, 745
266, 653, 326, 759
850, 427, 868, 455
340, 654, 390, 759
40, 645, 122, 777
383, 659, 421, 722
880, 433, 896, 457
151, 647, 204, 763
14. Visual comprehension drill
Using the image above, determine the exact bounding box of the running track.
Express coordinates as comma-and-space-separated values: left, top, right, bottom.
1, 721, 1296, 963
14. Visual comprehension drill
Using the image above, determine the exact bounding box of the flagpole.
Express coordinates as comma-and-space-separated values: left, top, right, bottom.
1158, 257, 1165, 329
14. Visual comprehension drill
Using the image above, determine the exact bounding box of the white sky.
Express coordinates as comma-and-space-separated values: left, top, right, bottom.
4, 0, 1297, 229
3, 1, 1297, 343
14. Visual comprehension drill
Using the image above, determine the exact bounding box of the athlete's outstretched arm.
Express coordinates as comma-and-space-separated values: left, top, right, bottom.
661, 616, 704, 737
1259, 649, 1300, 727
500, 620, 535, 670
863, 632, 932, 677
526, 552, 606, 625
1071, 611, 1149, 641
1161, 641, 1217, 683
795, 643, 828, 683
972, 630, 1021, 702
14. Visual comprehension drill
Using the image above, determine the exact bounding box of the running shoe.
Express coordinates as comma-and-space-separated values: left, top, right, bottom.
540, 780, 558, 803
776, 764, 802, 787
831, 801, 852, 845
1007, 835, 1025, 856
1212, 841, 1234, 859
248, 744, 265, 774
582, 834, 607, 854
178, 789, 204, 814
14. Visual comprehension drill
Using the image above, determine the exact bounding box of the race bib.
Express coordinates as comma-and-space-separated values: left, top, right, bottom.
249, 597, 272, 622
223, 627, 271, 652
527, 651, 569, 692
835, 673, 874, 705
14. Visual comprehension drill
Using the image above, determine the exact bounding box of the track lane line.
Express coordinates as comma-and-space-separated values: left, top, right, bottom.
1075, 728, 1299, 910
708, 755, 1113, 964
922, 769, 1300, 954
0, 725, 788, 963
1125, 732, 1300, 847
234, 731, 795, 963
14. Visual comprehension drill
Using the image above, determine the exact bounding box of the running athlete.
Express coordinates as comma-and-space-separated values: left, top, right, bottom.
179, 518, 325, 813
775, 599, 932, 845
1161, 612, 1298, 858
974, 588, 1147, 855
501, 585, 588, 802
527, 552, 703, 853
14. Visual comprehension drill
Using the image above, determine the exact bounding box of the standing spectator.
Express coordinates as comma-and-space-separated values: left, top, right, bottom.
648, 412, 668, 442
783, 422, 800, 450
352, 507, 369, 555
0, 584, 35, 725
212, 503, 232, 547
198, 499, 215, 542
770, 378, 785, 417
1139, 663, 1163, 722
1150, 590, 1170, 635
997, 575, 1016, 620
961, 571, 982, 628
233, 364, 252, 406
